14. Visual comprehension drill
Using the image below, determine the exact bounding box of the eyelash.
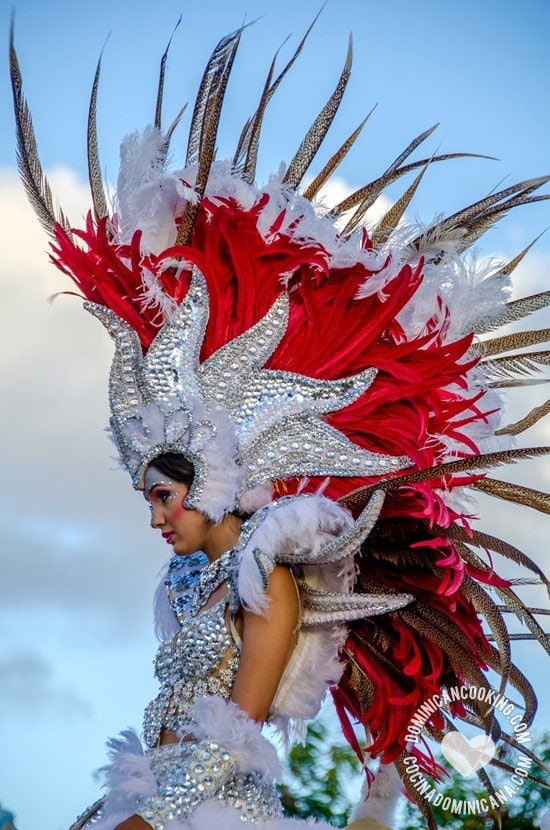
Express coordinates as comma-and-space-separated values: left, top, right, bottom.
151, 490, 177, 506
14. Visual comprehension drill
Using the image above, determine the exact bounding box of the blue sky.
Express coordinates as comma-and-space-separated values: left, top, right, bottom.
0, 1, 549, 828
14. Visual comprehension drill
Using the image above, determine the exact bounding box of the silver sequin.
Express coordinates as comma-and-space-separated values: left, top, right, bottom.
85, 266, 412, 509
143, 597, 239, 748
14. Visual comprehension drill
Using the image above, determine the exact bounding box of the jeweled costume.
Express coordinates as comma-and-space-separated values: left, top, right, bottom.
10, 17, 550, 830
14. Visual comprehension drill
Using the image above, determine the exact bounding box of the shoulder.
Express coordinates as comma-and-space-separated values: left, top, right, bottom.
266, 565, 299, 602
242, 565, 300, 627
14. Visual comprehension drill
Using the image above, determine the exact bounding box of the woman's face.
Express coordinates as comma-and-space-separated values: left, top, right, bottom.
144, 466, 212, 557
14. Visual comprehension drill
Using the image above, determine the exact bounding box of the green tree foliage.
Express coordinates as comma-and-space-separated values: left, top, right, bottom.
280, 719, 550, 829
279, 720, 362, 827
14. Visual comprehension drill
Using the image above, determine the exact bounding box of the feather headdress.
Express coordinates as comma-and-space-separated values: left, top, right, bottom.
11, 16, 550, 828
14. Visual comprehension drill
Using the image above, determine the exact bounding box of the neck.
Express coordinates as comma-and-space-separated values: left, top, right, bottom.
202, 513, 243, 562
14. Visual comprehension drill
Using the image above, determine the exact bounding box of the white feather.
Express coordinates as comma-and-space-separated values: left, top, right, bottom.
96, 728, 156, 818
349, 762, 403, 827
189, 696, 281, 777
186, 398, 243, 522
183, 799, 335, 829
270, 623, 348, 743
153, 560, 180, 641
115, 126, 186, 254
237, 494, 354, 615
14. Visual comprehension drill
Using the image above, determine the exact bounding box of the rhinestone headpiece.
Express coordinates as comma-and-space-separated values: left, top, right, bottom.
87, 267, 410, 521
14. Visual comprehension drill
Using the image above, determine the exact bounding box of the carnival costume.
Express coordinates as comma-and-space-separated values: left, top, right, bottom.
10, 17, 550, 830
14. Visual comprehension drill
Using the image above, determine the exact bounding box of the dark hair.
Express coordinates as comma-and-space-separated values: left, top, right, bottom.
150, 452, 194, 486
149, 452, 251, 521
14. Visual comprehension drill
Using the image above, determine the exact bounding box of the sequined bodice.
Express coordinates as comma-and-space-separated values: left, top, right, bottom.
143, 596, 240, 748
154, 598, 232, 685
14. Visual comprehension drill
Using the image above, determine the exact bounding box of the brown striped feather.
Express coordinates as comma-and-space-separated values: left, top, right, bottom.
472, 478, 550, 514
87, 53, 109, 223
496, 399, 550, 436
10, 23, 71, 237
282, 35, 353, 189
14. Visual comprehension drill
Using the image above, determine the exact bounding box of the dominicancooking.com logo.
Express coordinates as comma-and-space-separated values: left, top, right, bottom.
403, 684, 533, 818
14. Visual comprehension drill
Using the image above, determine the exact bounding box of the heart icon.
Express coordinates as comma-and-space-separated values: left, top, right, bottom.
440, 731, 496, 776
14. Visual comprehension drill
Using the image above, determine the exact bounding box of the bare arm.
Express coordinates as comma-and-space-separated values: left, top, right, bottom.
114, 566, 299, 830
230, 564, 300, 723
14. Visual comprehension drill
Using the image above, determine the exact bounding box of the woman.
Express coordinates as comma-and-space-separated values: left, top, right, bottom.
96, 451, 301, 829
73, 439, 407, 830
12, 18, 549, 830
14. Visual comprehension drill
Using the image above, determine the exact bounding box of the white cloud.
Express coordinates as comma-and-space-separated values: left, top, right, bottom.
0, 168, 165, 635
0, 160, 548, 830
313, 174, 392, 230
0, 651, 91, 717
0, 167, 161, 823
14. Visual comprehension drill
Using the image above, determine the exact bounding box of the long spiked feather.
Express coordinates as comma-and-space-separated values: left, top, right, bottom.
473, 477, 550, 514
153, 22, 188, 168
460, 575, 511, 694
371, 162, 429, 247
236, 51, 278, 183
455, 193, 550, 254
495, 587, 550, 657
236, 10, 323, 183
494, 732, 550, 776
411, 176, 550, 251
154, 16, 182, 131
303, 111, 375, 203
498, 606, 550, 616
471, 235, 548, 323
492, 230, 547, 277
395, 752, 438, 830
482, 328, 550, 358
87, 53, 109, 223
490, 351, 550, 376
282, 34, 353, 189
177, 27, 244, 245
484, 646, 539, 727
185, 27, 243, 167
341, 446, 550, 509
339, 123, 438, 232
443, 525, 549, 589
487, 754, 550, 788
332, 151, 492, 221
489, 377, 550, 389
9, 22, 71, 237
479, 290, 550, 335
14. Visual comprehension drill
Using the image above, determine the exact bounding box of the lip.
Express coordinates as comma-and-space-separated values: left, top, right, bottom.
162, 532, 174, 544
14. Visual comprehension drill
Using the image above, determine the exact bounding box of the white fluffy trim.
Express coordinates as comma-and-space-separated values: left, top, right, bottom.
270, 623, 347, 741
185, 398, 243, 522
235, 495, 356, 731
189, 696, 281, 777
98, 728, 156, 818
115, 126, 186, 254
237, 494, 354, 615
86, 801, 334, 830
160, 798, 335, 829
348, 763, 403, 826
153, 559, 180, 641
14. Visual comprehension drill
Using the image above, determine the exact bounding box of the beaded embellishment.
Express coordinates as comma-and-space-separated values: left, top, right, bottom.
143, 597, 240, 748
85, 267, 411, 517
